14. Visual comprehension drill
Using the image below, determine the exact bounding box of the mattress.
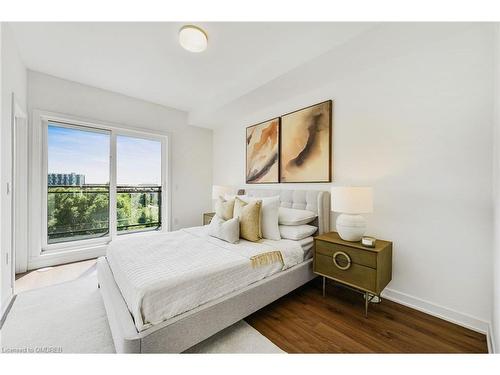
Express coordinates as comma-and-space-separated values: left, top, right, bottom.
106, 226, 304, 332
298, 236, 314, 260
299, 236, 314, 251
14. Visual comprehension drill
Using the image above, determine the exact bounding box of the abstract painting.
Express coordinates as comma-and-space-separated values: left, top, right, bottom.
246, 118, 280, 183
280, 100, 332, 182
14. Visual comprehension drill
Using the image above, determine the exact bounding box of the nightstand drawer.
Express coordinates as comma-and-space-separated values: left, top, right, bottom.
314, 252, 376, 292
315, 239, 377, 269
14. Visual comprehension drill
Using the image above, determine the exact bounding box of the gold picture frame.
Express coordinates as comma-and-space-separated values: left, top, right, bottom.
280, 100, 332, 183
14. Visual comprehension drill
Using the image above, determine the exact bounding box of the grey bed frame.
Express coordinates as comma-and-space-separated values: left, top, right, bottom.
97, 189, 330, 353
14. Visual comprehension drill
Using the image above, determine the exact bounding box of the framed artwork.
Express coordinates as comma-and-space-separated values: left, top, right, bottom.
246, 118, 280, 184
280, 100, 332, 183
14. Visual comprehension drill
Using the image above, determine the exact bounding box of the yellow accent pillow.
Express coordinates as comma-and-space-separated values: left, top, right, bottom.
233, 197, 262, 242
215, 197, 235, 220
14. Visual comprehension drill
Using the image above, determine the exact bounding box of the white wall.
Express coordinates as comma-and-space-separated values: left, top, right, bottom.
0, 22, 3, 316
492, 24, 500, 354
0, 23, 27, 315
211, 23, 494, 331
27, 71, 212, 268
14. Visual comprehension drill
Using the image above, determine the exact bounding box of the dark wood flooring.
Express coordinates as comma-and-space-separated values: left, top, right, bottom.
245, 278, 488, 353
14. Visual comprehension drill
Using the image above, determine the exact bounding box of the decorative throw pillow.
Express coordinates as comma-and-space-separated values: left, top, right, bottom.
278, 207, 317, 225
233, 197, 262, 242
237, 196, 281, 240
215, 197, 235, 220
279, 224, 317, 240
208, 215, 240, 244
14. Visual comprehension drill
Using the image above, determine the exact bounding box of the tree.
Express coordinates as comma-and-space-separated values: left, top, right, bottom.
48, 187, 110, 240
48, 186, 161, 239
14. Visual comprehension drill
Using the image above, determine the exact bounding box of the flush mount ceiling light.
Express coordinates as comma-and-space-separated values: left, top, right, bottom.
179, 25, 208, 53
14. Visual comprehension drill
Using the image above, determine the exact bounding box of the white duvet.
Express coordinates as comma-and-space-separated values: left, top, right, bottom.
106, 226, 304, 332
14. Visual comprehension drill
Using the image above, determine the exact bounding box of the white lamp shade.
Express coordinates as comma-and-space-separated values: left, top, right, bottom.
212, 185, 233, 200
331, 187, 373, 214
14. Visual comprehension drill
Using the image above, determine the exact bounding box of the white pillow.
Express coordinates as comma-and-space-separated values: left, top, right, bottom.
279, 225, 317, 240
278, 207, 317, 225
208, 215, 240, 244
237, 196, 281, 240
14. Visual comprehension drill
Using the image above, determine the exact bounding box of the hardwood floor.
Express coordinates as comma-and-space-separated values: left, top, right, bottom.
15, 259, 97, 293
246, 278, 488, 353
16, 260, 488, 353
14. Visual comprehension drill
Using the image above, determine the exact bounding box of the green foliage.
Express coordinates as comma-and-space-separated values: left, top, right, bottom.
117, 193, 132, 227
117, 192, 159, 231
48, 187, 161, 243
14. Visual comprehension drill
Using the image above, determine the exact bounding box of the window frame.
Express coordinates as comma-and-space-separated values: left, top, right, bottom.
31, 110, 171, 261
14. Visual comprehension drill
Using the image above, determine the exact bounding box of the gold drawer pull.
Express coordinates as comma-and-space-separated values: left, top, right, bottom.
333, 251, 351, 270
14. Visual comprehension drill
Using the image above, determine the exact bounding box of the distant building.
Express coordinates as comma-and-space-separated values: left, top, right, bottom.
48, 173, 86, 186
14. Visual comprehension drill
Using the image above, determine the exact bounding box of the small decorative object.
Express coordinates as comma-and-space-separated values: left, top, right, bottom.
246, 118, 280, 183
331, 186, 373, 242
280, 100, 332, 183
362, 236, 377, 248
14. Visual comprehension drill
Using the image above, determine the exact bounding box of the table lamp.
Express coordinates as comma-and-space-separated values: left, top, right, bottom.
331, 186, 373, 242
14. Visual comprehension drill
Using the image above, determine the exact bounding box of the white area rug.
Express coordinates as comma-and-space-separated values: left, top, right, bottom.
185, 320, 281, 354
1, 270, 284, 354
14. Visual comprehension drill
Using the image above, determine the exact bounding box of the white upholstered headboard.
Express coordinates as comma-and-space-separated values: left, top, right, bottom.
243, 189, 330, 235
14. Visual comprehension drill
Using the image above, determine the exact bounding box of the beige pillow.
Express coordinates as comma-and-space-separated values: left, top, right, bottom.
215, 197, 235, 220
233, 197, 262, 242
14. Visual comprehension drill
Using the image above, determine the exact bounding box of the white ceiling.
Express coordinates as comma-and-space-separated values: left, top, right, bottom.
9, 22, 376, 128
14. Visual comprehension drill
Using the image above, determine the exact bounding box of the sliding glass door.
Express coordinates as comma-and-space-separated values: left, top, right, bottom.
47, 123, 110, 244
116, 135, 162, 233
43, 121, 166, 251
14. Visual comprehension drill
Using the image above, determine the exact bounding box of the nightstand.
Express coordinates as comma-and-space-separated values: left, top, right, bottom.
313, 232, 392, 317
203, 212, 215, 225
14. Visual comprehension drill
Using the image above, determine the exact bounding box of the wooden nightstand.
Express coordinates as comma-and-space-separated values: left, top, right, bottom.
313, 232, 392, 317
203, 212, 215, 225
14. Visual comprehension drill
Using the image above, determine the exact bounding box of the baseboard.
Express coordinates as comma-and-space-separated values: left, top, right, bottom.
381, 288, 489, 335
28, 246, 106, 270
487, 323, 497, 354
0, 295, 16, 330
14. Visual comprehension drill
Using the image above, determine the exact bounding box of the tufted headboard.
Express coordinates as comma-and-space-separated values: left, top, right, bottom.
243, 189, 330, 235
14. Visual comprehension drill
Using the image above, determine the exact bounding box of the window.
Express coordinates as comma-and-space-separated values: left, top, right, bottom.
43, 119, 167, 250
47, 123, 110, 244
117, 135, 162, 233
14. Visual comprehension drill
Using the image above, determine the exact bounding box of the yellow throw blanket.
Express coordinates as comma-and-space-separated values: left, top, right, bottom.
250, 251, 284, 268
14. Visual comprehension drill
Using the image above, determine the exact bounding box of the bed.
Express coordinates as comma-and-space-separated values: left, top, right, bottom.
97, 189, 330, 353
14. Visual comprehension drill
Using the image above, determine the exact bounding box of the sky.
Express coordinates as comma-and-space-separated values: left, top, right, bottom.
48, 123, 162, 185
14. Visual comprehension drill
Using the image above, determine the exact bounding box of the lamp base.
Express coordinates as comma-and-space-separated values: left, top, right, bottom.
336, 214, 366, 242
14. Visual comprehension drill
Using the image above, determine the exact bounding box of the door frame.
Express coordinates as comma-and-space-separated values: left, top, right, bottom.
11, 93, 28, 281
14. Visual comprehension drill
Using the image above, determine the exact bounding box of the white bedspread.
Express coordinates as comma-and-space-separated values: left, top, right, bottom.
106, 226, 303, 332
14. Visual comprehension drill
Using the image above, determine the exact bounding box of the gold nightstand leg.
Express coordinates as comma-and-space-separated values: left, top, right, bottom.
365, 292, 369, 318
322, 276, 326, 297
